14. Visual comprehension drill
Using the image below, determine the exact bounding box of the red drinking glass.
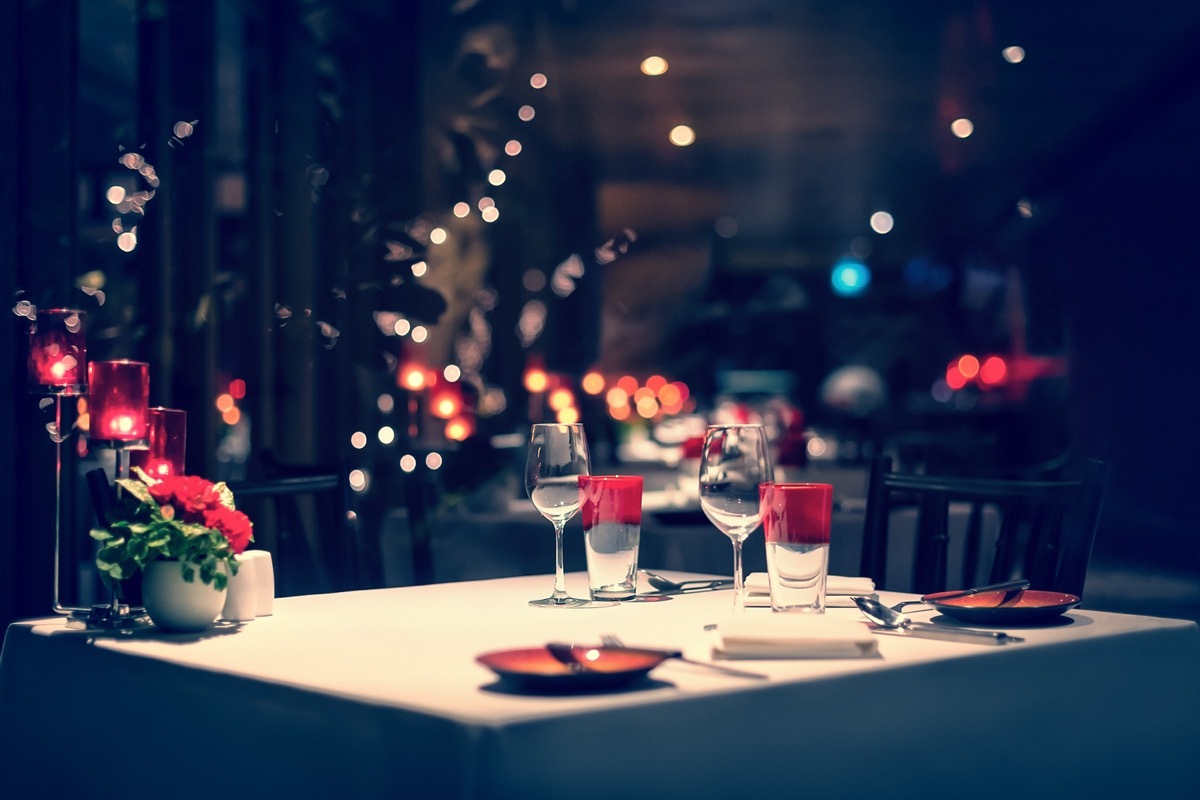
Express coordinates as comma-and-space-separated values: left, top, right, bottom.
88, 360, 150, 448
578, 475, 644, 601
578, 475, 644, 529
759, 482, 833, 545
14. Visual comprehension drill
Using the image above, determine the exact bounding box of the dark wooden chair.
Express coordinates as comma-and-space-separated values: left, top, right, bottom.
228, 459, 370, 597
860, 455, 1108, 597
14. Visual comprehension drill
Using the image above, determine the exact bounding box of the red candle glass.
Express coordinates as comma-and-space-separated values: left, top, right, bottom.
129, 407, 187, 477
88, 360, 150, 448
28, 309, 87, 395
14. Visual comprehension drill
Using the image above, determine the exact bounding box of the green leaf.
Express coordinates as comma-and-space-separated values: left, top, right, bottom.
213, 481, 236, 510
114, 477, 156, 506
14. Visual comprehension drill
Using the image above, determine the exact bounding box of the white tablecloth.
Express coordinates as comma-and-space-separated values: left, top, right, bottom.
2, 572, 1197, 799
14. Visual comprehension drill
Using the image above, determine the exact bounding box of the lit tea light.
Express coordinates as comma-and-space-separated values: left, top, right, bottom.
130, 407, 186, 477
28, 309, 87, 395
87, 360, 150, 448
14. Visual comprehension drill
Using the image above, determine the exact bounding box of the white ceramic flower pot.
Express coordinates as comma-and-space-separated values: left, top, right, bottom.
141, 560, 228, 632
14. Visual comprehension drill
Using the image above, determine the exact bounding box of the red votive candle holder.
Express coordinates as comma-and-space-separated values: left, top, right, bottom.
129, 407, 187, 477
88, 360, 150, 448
28, 309, 87, 395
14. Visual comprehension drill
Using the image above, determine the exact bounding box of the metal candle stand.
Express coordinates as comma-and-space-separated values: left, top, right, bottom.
77, 360, 155, 629
26, 309, 94, 620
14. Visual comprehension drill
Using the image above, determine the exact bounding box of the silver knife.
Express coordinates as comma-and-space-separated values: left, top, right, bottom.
876, 623, 1024, 645
643, 580, 734, 597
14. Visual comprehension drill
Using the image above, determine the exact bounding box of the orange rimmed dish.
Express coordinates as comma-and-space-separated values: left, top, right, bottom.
923, 589, 1080, 624
476, 645, 666, 692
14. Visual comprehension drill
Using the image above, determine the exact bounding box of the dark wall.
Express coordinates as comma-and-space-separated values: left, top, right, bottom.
1062, 74, 1200, 575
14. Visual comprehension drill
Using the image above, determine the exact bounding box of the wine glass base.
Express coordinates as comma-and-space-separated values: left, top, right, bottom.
529, 596, 592, 608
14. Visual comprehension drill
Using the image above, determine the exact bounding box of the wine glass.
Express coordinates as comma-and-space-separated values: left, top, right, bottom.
699, 424, 773, 611
526, 423, 592, 608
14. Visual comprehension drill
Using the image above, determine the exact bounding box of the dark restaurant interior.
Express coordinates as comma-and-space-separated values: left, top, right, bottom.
4, 0, 1200, 633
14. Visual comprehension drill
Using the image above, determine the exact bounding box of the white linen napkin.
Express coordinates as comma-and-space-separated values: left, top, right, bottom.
743, 573, 875, 608
711, 615, 879, 659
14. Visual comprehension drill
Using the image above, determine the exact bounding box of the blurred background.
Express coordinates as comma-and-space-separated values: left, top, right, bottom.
4, 0, 1199, 626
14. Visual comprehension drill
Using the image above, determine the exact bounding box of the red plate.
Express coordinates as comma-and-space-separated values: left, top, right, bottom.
476, 645, 667, 692
923, 589, 1081, 624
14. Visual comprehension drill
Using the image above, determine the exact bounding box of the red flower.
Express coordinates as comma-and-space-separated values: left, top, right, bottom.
148, 475, 224, 523
202, 506, 253, 554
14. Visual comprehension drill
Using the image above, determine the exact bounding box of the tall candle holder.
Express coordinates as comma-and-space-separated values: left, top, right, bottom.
83, 359, 152, 628
27, 309, 89, 617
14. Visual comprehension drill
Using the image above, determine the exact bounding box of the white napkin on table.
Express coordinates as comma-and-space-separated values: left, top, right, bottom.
743, 573, 875, 608
711, 615, 879, 659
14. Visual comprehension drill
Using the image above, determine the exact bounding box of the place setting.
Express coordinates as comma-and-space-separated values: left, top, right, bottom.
480, 422, 1055, 695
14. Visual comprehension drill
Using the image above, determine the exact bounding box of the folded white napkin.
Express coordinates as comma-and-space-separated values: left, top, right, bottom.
743, 573, 875, 608
711, 616, 879, 659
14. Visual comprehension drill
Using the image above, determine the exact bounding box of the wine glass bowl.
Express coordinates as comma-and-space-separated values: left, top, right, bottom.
526, 423, 592, 608
699, 424, 773, 611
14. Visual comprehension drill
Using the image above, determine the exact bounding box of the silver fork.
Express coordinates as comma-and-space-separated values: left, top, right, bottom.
600, 634, 768, 680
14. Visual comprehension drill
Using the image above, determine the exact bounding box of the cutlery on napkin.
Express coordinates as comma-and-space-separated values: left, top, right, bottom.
710, 616, 879, 660
743, 573, 876, 608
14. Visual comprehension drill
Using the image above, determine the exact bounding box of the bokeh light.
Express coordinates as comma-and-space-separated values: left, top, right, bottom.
548, 388, 573, 411
640, 56, 668, 76
524, 368, 548, 393
945, 364, 967, 390
830, 258, 871, 297
870, 211, 894, 234
951, 118, 974, 138
1002, 45, 1026, 63
350, 431, 367, 449
669, 125, 696, 146
980, 356, 1008, 385
582, 372, 605, 395
957, 354, 980, 380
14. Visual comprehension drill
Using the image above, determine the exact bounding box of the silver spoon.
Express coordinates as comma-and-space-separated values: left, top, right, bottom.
639, 569, 733, 592
852, 596, 1024, 644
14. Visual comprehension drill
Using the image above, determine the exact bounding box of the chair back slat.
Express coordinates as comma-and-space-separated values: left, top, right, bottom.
861, 455, 1108, 597
913, 494, 950, 594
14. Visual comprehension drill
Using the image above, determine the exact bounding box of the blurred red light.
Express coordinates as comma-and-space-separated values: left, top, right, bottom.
957, 354, 980, 380
980, 356, 1008, 385
945, 364, 967, 390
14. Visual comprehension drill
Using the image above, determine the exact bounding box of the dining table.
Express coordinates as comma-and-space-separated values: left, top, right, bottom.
1, 570, 1197, 799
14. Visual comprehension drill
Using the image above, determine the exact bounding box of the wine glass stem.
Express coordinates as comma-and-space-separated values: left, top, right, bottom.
551, 519, 570, 602
731, 537, 745, 612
